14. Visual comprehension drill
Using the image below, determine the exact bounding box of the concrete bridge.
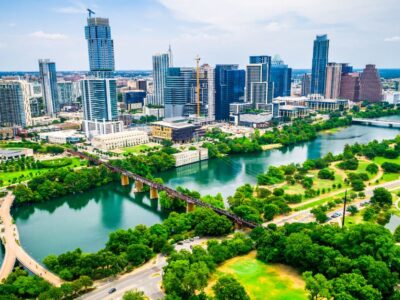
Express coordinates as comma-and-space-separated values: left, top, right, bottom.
68, 150, 257, 229
352, 118, 400, 128
0, 192, 63, 286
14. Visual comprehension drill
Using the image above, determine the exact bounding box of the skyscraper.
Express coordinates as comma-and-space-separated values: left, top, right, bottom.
324, 63, 342, 99
215, 65, 245, 120
246, 55, 273, 108
340, 72, 360, 102
39, 59, 60, 116
271, 56, 292, 98
151, 52, 170, 106
301, 74, 311, 96
164, 65, 215, 120
85, 17, 115, 77
0, 80, 32, 127
81, 78, 118, 122
311, 34, 329, 95
359, 64, 382, 102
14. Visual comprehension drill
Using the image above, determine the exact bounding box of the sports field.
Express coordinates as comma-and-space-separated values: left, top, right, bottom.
206, 252, 308, 300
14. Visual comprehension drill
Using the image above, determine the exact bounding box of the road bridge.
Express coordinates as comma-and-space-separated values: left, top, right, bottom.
0, 193, 63, 286
352, 118, 400, 128
68, 150, 257, 229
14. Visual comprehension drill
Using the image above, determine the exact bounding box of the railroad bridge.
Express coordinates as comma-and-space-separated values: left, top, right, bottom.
68, 150, 257, 229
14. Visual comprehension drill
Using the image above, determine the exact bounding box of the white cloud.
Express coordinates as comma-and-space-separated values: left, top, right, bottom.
384, 36, 400, 42
55, 2, 87, 14
264, 22, 287, 32
29, 31, 68, 40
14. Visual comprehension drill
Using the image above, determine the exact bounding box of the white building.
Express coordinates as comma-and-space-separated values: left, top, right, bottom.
0, 148, 34, 162
83, 119, 124, 139
91, 130, 149, 150
39, 130, 84, 144
173, 148, 209, 167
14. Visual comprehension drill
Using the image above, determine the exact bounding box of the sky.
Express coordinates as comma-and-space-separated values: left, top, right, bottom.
0, 0, 399, 71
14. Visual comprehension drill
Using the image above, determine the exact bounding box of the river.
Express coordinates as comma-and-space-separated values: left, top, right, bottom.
3, 122, 400, 264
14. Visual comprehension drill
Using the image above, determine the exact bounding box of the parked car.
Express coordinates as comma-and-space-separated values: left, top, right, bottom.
108, 288, 117, 294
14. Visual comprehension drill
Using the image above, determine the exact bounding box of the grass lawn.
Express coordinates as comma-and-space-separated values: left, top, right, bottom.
344, 212, 364, 226
352, 161, 373, 178
373, 156, 400, 166
0, 157, 86, 186
309, 170, 344, 190
119, 144, 155, 154
295, 192, 345, 211
283, 184, 305, 194
205, 252, 307, 300
380, 172, 400, 183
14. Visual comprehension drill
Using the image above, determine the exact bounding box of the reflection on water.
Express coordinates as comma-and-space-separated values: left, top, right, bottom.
386, 214, 400, 232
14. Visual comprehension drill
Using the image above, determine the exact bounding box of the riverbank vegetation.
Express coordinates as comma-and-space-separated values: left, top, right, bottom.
253, 222, 400, 299
353, 102, 400, 119
42, 207, 234, 282
0, 267, 93, 300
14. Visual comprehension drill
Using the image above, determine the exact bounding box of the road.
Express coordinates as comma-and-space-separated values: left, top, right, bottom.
78, 238, 209, 300
0, 193, 63, 286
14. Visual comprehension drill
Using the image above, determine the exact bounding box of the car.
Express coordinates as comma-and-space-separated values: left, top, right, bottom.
108, 288, 117, 294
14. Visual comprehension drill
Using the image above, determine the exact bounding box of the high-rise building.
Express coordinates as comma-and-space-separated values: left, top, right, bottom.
151, 52, 170, 106
81, 78, 118, 122
215, 65, 245, 120
164, 65, 215, 120
0, 80, 32, 127
324, 63, 342, 99
359, 64, 382, 102
340, 73, 360, 102
301, 74, 311, 96
246, 55, 273, 108
85, 17, 115, 77
58, 81, 74, 106
39, 59, 60, 116
311, 34, 329, 95
271, 56, 292, 98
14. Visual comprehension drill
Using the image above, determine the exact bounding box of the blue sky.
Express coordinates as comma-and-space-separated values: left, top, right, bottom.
0, 0, 399, 71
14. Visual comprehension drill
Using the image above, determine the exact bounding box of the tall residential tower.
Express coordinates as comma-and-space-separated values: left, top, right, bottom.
151, 51, 171, 106
271, 56, 292, 98
85, 16, 115, 77
311, 34, 329, 95
39, 59, 60, 116
246, 55, 273, 109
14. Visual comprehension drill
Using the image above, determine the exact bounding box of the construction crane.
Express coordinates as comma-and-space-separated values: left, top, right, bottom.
195, 55, 201, 118
87, 8, 96, 18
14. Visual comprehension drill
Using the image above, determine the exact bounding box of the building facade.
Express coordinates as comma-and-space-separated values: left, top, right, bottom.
39, 59, 60, 116
123, 90, 146, 110
301, 73, 311, 96
0, 80, 32, 127
91, 130, 149, 150
151, 52, 170, 106
310, 34, 329, 95
271, 56, 292, 98
246, 55, 273, 108
173, 148, 208, 167
340, 72, 360, 101
215, 65, 245, 120
85, 17, 115, 77
151, 121, 200, 143
359, 64, 382, 102
324, 63, 342, 99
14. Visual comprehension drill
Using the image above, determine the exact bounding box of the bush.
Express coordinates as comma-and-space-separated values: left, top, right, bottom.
337, 158, 359, 170
318, 168, 335, 180
382, 162, 400, 173
366, 163, 379, 174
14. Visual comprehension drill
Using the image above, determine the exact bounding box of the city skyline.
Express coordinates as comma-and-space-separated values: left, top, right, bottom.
0, 0, 399, 71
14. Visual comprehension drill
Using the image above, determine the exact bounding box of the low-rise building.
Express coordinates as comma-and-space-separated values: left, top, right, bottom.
173, 148, 208, 167
144, 106, 164, 119
151, 121, 201, 143
0, 148, 33, 161
229, 102, 253, 115
91, 130, 149, 150
0, 127, 15, 140
305, 95, 349, 111
83, 120, 124, 139
39, 130, 84, 144
278, 105, 310, 120
237, 113, 273, 128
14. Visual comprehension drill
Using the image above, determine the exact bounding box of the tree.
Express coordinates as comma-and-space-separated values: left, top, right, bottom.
351, 179, 365, 191
126, 244, 153, 266
303, 272, 331, 300
318, 168, 335, 180
123, 289, 146, 300
212, 275, 250, 300
347, 205, 359, 216
366, 163, 379, 174
263, 204, 280, 221
394, 225, 400, 242
331, 273, 382, 300
370, 188, 392, 207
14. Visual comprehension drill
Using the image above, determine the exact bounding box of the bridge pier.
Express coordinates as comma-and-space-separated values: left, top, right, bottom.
121, 174, 130, 186
134, 180, 144, 193
186, 202, 195, 213
150, 187, 159, 199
